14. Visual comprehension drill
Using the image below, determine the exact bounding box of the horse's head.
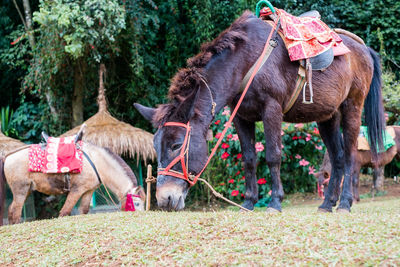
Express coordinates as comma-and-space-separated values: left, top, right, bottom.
314, 171, 330, 199
122, 186, 146, 211
134, 102, 209, 211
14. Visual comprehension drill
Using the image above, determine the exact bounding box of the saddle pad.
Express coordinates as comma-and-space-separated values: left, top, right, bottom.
262, 8, 351, 61
357, 126, 396, 152
28, 136, 83, 173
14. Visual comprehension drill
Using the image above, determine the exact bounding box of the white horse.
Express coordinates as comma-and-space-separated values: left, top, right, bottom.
0, 142, 145, 225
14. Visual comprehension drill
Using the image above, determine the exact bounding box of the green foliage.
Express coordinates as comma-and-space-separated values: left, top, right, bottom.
0, 106, 18, 137
33, 0, 125, 60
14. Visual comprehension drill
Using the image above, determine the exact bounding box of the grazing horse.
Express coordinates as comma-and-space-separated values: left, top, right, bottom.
316, 126, 400, 201
134, 11, 384, 212
0, 142, 145, 225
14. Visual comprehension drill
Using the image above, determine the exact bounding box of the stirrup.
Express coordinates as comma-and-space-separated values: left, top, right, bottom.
302, 82, 314, 104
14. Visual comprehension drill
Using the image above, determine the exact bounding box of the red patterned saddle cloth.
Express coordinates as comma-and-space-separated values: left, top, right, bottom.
262, 8, 350, 61
29, 136, 83, 173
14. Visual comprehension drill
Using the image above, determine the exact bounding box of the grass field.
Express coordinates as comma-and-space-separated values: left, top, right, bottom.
1, 198, 399, 266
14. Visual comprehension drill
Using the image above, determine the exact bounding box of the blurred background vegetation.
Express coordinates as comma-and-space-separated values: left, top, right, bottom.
0, 0, 399, 213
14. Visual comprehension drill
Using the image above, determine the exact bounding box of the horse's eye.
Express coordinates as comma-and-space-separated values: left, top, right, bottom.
171, 143, 182, 151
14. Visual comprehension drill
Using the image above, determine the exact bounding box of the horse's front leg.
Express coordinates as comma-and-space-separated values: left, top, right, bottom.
233, 116, 258, 210
262, 101, 283, 212
59, 189, 85, 217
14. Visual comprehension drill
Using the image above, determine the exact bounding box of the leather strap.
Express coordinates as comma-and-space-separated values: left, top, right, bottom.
82, 150, 102, 185
283, 65, 306, 113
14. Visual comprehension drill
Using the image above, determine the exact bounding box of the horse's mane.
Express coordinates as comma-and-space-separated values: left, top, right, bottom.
102, 147, 138, 187
153, 11, 253, 125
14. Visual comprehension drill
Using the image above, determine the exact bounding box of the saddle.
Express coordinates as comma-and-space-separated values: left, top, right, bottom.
260, 8, 350, 109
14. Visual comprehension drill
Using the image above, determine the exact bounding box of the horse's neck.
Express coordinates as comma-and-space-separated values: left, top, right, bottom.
87, 145, 133, 200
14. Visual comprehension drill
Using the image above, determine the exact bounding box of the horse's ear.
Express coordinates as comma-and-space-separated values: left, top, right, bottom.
178, 85, 202, 121
134, 103, 156, 122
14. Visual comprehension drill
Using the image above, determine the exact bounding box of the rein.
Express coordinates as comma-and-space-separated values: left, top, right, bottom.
155, 17, 280, 211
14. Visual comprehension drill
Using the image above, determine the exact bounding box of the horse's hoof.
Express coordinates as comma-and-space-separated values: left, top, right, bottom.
317, 208, 331, 213
266, 207, 281, 214
337, 208, 350, 214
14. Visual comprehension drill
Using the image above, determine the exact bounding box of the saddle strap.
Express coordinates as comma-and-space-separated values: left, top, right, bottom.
82, 150, 102, 185
283, 65, 306, 114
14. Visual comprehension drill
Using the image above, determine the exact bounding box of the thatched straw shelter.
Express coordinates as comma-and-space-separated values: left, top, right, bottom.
61, 64, 156, 163
0, 130, 25, 157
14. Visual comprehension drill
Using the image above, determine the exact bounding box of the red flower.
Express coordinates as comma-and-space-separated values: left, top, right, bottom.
235, 171, 241, 175
236, 153, 242, 159
215, 132, 222, 139
220, 183, 225, 186
214, 120, 221, 125
221, 152, 229, 160
257, 178, 267, 185
227, 134, 233, 140
241, 193, 244, 197
241, 176, 245, 180
228, 179, 234, 184
221, 143, 230, 149
313, 127, 320, 135
231, 190, 239, 196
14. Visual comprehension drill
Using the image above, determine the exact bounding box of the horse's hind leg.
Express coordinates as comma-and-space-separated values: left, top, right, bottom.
337, 101, 363, 212
59, 190, 85, 217
8, 183, 31, 224
317, 112, 345, 212
233, 117, 258, 210
78, 190, 94, 214
351, 161, 362, 202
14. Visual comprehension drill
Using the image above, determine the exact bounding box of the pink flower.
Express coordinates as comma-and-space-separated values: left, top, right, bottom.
315, 145, 323, 150
257, 178, 267, 185
215, 132, 222, 139
306, 134, 311, 142
268, 190, 272, 196
299, 159, 309, 166
281, 144, 284, 149
231, 190, 239, 196
228, 179, 234, 184
255, 142, 264, 152
308, 166, 316, 175
295, 154, 301, 159
281, 130, 284, 136
385, 113, 389, 121
295, 123, 304, 128
313, 128, 320, 135
214, 120, 221, 125
221, 143, 230, 149
231, 134, 239, 141
236, 153, 242, 159
224, 122, 232, 128
221, 152, 229, 160
222, 109, 230, 116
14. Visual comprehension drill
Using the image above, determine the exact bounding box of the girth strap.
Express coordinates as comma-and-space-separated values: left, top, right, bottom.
82, 150, 102, 185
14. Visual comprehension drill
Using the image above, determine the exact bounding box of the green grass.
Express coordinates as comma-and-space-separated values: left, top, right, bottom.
1, 198, 399, 266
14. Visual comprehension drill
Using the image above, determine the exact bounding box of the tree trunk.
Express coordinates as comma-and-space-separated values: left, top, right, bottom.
72, 60, 85, 127
22, 0, 35, 49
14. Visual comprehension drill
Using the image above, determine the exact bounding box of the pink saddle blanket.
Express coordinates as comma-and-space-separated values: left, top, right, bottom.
261, 8, 351, 61
29, 136, 83, 173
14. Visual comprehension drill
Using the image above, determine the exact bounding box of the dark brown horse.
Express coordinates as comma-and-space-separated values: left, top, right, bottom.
134, 11, 385, 212
316, 126, 400, 201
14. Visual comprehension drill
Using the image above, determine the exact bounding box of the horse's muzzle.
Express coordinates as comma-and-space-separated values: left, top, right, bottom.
156, 177, 187, 211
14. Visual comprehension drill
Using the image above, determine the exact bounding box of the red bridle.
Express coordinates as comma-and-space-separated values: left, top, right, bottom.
157, 121, 198, 186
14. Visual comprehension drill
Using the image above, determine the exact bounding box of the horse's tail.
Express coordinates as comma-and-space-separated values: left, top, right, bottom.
364, 47, 385, 157
0, 158, 5, 226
